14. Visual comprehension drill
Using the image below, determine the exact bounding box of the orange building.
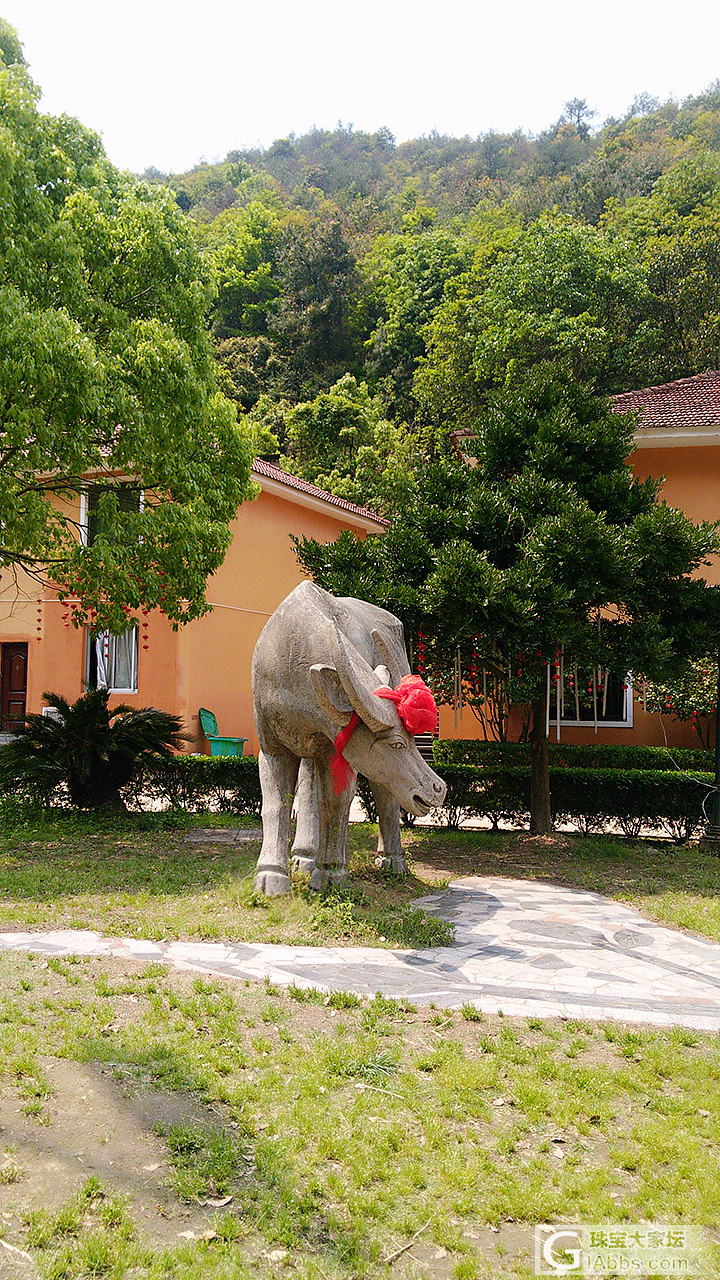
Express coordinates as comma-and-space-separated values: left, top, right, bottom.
0, 461, 385, 755
3, 372, 720, 754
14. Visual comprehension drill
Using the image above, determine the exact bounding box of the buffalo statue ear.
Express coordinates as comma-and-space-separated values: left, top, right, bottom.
330, 623, 397, 733
309, 664, 354, 725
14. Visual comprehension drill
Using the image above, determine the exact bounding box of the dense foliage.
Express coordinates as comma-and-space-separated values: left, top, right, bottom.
295, 364, 720, 829
0, 689, 186, 810
8, 20, 720, 832
10, 741, 707, 843
645, 658, 719, 749
142, 83, 720, 495
434, 739, 712, 772
0, 23, 256, 632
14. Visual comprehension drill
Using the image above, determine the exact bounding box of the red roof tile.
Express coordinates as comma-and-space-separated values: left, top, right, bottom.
613, 370, 720, 430
252, 458, 387, 525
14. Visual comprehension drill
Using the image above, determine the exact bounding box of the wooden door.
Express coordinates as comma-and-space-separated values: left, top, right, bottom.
1, 643, 28, 731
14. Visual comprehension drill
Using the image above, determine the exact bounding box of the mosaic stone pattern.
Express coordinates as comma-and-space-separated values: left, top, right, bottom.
3, 877, 720, 1029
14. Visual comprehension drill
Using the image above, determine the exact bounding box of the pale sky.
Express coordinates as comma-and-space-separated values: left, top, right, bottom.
5, 0, 720, 175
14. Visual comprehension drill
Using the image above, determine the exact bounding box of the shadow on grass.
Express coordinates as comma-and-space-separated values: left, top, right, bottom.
0, 810, 261, 903
71, 1030, 400, 1274
403, 826, 720, 902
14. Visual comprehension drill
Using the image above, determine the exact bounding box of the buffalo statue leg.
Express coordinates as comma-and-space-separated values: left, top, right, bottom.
254, 748, 300, 896
372, 780, 408, 875
290, 758, 318, 877
309, 759, 354, 893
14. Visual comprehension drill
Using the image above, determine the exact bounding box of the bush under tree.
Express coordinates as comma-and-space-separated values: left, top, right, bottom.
0, 689, 186, 811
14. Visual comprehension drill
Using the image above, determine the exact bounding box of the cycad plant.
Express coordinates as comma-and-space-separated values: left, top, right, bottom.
0, 689, 186, 811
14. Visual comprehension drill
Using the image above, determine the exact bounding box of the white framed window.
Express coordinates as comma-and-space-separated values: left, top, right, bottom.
557, 669, 633, 728
85, 628, 138, 694
81, 483, 143, 547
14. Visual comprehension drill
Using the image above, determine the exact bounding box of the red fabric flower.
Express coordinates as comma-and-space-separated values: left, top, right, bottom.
373, 674, 438, 735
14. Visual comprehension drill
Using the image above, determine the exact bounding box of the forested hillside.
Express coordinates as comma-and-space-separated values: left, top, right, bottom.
143, 87, 720, 512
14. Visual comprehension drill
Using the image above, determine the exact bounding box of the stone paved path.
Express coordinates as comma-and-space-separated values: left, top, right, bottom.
3, 877, 720, 1030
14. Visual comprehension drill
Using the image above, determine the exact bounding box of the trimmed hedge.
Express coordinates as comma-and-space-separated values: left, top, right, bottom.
119, 749, 715, 842
353, 761, 714, 839
132, 754, 263, 815
433, 739, 712, 774
434, 764, 713, 842
549, 767, 713, 842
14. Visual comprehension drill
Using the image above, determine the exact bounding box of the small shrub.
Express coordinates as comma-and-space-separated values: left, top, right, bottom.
0, 689, 185, 812
139, 753, 262, 815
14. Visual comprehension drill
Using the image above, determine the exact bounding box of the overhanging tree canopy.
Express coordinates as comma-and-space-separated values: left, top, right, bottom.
0, 24, 255, 633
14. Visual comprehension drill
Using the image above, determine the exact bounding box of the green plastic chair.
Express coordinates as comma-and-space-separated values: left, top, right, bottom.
198, 708, 247, 757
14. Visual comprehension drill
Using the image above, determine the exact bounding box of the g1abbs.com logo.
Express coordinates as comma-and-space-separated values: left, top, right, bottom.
535, 1224, 708, 1275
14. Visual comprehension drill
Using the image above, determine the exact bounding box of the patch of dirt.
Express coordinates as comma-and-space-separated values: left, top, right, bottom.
0, 1056, 232, 1256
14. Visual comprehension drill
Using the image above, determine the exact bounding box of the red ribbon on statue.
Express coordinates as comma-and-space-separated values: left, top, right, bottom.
329, 711, 361, 796
330, 675, 439, 796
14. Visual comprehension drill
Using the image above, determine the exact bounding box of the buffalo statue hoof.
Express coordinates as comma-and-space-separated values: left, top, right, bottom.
254, 869, 292, 896
290, 854, 317, 877
374, 855, 408, 876
310, 867, 347, 893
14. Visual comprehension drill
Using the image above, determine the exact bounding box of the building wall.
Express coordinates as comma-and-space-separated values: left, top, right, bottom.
3, 441, 716, 753
631, 444, 720, 583
180, 489, 367, 755
0, 486, 373, 755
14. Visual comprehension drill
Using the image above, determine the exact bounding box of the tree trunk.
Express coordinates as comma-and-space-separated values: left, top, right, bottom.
529, 694, 552, 834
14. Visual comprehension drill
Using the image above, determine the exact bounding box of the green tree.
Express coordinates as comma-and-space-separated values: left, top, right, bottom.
646, 658, 718, 750
269, 219, 361, 397
0, 27, 255, 634
259, 375, 419, 515
0, 16, 24, 66
205, 202, 282, 339
562, 98, 597, 140
416, 216, 660, 428
362, 209, 473, 420
602, 156, 720, 381
296, 365, 720, 832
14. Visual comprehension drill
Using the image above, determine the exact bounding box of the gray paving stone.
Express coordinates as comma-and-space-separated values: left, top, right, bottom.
4, 876, 720, 1030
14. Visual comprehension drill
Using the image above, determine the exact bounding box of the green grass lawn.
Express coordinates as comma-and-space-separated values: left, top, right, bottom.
1, 949, 720, 1279
2, 812, 720, 948
1, 813, 720, 1277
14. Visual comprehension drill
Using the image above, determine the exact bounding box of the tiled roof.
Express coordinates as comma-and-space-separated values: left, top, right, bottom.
251, 458, 387, 525
613, 370, 720, 430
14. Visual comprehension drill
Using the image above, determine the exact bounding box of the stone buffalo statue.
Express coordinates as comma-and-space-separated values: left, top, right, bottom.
251, 582, 446, 894
292, 593, 416, 877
